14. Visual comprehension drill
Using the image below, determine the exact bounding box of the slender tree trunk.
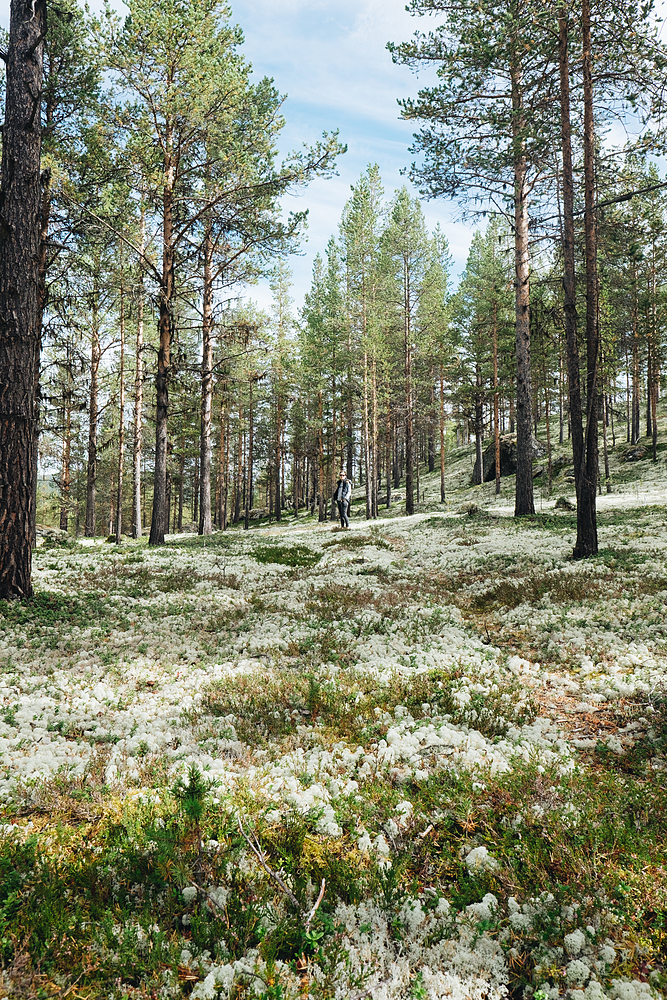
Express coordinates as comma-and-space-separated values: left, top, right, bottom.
149, 131, 174, 546
574, 0, 599, 557
650, 243, 659, 461
199, 223, 214, 535
59, 348, 72, 532
317, 391, 325, 522
0, 0, 46, 599
386, 397, 392, 507
511, 56, 535, 516
193, 450, 198, 524
492, 305, 501, 495
221, 399, 229, 531
177, 432, 185, 531
115, 255, 126, 543
404, 265, 415, 515
544, 363, 552, 493
631, 266, 640, 445
371, 358, 378, 518
362, 351, 371, 519
474, 360, 483, 486
245, 379, 254, 530
132, 208, 145, 538
559, 9, 586, 528
439, 369, 446, 501
85, 288, 100, 536
601, 375, 611, 492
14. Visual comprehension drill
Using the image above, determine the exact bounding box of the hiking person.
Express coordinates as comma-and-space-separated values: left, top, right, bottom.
333, 470, 352, 529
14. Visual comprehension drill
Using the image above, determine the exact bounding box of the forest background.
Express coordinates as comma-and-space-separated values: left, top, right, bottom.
2, 0, 667, 578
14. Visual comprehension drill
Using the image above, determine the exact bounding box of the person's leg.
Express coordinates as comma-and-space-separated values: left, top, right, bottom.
342, 501, 350, 528
337, 501, 345, 527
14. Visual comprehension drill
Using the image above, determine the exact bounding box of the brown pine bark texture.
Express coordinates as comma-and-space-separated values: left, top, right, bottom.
0, 0, 46, 599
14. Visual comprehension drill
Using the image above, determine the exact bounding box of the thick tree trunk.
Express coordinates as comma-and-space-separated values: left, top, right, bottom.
149, 138, 174, 546
34, 168, 50, 547
574, 0, 599, 558
199, 224, 213, 535
0, 0, 46, 599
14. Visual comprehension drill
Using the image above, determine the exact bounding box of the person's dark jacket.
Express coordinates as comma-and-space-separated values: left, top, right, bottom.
333, 478, 352, 503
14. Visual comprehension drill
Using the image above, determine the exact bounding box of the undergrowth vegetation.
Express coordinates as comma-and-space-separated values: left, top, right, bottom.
1, 482, 666, 999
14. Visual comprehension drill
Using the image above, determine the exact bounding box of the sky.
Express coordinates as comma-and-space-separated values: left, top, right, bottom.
221, 0, 475, 310
0, 0, 475, 313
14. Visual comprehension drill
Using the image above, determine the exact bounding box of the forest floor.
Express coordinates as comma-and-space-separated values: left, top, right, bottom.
1, 427, 667, 1000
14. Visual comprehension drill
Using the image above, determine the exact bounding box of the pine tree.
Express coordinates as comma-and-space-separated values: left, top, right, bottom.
0, 0, 47, 599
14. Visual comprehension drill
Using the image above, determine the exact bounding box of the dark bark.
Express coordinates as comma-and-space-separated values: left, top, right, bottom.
59, 347, 72, 532
0, 0, 46, 599
85, 288, 100, 536
439, 370, 446, 502
511, 55, 534, 517
132, 209, 145, 538
115, 255, 126, 543
473, 362, 483, 487
492, 304, 501, 496
199, 224, 213, 535
574, 0, 599, 558
631, 268, 640, 445
244, 379, 254, 530
558, 7, 584, 511
404, 266, 415, 516
149, 133, 174, 546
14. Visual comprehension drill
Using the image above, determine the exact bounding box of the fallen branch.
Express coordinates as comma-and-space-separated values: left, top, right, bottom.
238, 815, 301, 912
305, 877, 326, 933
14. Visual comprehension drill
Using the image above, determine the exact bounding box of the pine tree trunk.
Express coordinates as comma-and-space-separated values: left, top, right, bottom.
510, 47, 535, 517
85, 287, 100, 536
492, 305, 501, 495
149, 134, 174, 546
59, 344, 72, 532
199, 224, 213, 535
512, 118, 534, 513
132, 209, 145, 538
474, 361, 483, 486
275, 396, 282, 523
439, 369, 446, 502
371, 357, 378, 518
404, 265, 415, 516
115, 250, 126, 543
601, 374, 611, 492
245, 380, 254, 529
0, 0, 46, 599
177, 434, 185, 531
631, 268, 640, 445
35, 164, 50, 547
573, 0, 599, 558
